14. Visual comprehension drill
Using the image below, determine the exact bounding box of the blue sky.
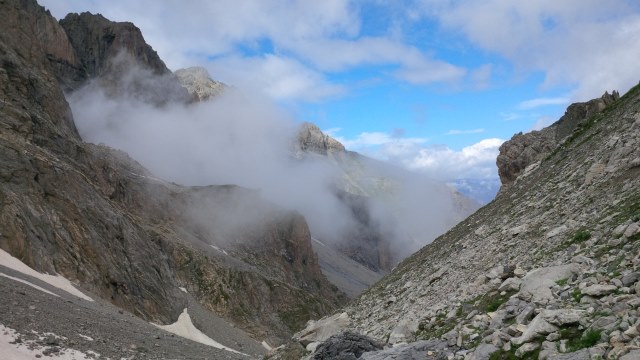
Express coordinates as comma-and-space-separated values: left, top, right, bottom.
41, 0, 640, 181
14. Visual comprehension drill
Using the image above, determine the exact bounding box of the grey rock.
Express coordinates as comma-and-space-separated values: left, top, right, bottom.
294, 312, 351, 346
519, 265, 580, 303
620, 349, 640, 360
470, 343, 499, 360
175, 66, 226, 101
515, 342, 540, 357
581, 284, 618, 297
623, 223, 640, 239
498, 277, 522, 292
312, 331, 383, 360
388, 318, 419, 344
621, 272, 640, 287
590, 316, 619, 332
360, 339, 454, 360
540, 309, 585, 325
549, 348, 590, 360
512, 315, 559, 345
496, 91, 619, 187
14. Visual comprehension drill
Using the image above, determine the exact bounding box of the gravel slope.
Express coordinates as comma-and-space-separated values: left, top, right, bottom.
0, 264, 266, 359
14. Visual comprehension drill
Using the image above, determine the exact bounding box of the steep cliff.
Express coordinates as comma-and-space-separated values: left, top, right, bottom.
57, 11, 191, 103
497, 91, 620, 188
0, 0, 343, 346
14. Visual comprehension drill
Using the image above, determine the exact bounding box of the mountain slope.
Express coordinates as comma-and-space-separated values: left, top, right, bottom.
277, 85, 640, 359
0, 0, 343, 349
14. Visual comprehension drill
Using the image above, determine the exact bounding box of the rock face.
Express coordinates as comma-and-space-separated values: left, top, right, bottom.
295, 122, 346, 156
57, 11, 190, 103
293, 123, 479, 277
497, 91, 620, 188
0, 0, 343, 345
276, 82, 640, 358
60, 12, 169, 77
175, 66, 226, 101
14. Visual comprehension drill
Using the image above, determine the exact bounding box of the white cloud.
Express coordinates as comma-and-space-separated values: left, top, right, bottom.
39, 0, 467, 103
337, 132, 428, 150
207, 55, 344, 102
336, 129, 502, 179
418, 0, 640, 100
404, 138, 504, 179
445, 128, 485, 135
517, 97, 568, 110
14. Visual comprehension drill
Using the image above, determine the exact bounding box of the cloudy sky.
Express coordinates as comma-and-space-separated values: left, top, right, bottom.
41, 0, 640, 181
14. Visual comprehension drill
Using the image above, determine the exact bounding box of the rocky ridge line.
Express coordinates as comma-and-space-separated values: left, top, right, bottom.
497, 91, 620, 189
271, 85, 640, 359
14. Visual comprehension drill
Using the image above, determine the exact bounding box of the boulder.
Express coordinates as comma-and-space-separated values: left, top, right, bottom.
540, 309, 585, 326
360, 339, 455, 360
512, 315, 559, 345
470, 343, 499, 360
621, 272, 640, 287
581, 284, 617, 297
519, 265, 580, 303
294, 312, 351, 346
388, 318, 419, 344
312, 331, 383, 360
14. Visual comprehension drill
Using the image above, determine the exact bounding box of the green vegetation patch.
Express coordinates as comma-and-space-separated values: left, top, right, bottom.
489, 346, 541, 360
476, 289, 518, 313
564, 328, 602, 352
570, 230, 592, 244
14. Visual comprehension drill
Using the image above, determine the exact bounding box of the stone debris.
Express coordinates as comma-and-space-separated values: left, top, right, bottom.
274, 86, 640, 359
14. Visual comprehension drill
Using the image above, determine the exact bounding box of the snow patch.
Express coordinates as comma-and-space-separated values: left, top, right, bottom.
311, 237, 326, 247
0, 249, 93, 302
0, 324, 100, 360
78, 334, 94, 341
153, 308, 247, 356
210, 245, 229, 255
0, 272, 60, 298
179, 287, 188, 293
261, 340, 273, 351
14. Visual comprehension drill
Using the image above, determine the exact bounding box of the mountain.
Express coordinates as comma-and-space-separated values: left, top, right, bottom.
274, 85, 640, 358
0, 1, 345, 356
290, 123, 479, 295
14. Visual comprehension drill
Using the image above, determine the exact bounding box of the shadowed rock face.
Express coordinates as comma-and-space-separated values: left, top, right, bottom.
60, 12, 169, 78
57, 11, 191, 103
0, 0, 343, 344
497, 91, 620, 188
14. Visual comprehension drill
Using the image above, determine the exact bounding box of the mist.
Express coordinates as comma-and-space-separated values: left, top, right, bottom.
68, 63, 468, 268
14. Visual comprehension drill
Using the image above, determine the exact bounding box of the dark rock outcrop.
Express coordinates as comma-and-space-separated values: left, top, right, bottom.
59, 12, 169, 77
497, 91, 620, 188
0, 0, 342, 344
57, 11, 191, 103
312, 331, 383, 360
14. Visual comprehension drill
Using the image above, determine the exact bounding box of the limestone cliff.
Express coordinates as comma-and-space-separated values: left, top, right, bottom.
175, 66, 226, 101
497, 91, 620, 188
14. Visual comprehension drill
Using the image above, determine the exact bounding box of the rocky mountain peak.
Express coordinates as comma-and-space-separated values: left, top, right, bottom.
59, 12, 170, 78
497, 91, 620, 188
295, 122, 346, 157
175, 66, 226, 101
